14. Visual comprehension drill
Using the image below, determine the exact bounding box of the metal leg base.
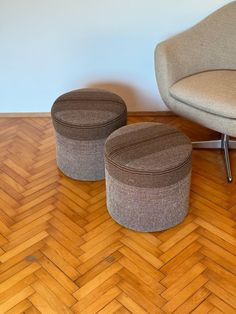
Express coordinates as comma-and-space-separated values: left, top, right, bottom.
192, 134, 235, 183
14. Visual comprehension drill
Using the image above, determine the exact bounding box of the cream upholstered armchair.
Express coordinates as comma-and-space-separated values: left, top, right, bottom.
155, 2, 236, 182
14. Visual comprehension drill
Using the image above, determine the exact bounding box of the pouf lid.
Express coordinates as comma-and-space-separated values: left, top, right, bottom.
51, 88, 127, 140
105, 122, 192, 187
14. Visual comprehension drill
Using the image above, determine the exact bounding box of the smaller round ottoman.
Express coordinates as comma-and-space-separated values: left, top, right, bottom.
51, 88, 127, 181
104, 122, 192, 232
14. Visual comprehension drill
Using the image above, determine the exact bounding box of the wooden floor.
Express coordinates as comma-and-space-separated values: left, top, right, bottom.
0, 115, 236, 314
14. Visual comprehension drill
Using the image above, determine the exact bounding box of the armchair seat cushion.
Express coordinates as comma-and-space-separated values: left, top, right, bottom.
170, 70, 236, 119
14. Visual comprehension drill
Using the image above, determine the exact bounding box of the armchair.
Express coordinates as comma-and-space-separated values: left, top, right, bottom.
155, 1, 236, 182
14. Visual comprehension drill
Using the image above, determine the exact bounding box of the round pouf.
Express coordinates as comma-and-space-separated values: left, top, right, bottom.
51, 88, 127, 181
104, 122, 192, 232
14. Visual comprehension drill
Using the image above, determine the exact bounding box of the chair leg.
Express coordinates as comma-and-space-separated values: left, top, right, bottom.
221, 135, 233, 183
192, 134, 234, 183
229, 139, 236, 149
192, 139, 222, 149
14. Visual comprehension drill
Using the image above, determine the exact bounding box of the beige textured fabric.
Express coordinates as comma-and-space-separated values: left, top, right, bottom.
105, 170, 191, 232
55, 132, 106, 181
155, 1, 236, 136
170, 70, 236, 119
163, 97, 236, 138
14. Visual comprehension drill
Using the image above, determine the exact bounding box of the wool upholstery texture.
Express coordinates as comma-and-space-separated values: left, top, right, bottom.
105, 122, 192, 232
51, 88, 127, 181
155, 1, 236, 137
170, 70, 236, 119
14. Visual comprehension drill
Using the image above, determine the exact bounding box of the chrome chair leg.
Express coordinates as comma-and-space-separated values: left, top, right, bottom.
192, 139, 221, 149
192, 134, 234, 183
229, 139, 236, 149
221, 135, 233, 183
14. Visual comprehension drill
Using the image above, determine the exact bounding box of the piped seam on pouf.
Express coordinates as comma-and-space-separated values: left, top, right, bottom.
53, 110, 127, 129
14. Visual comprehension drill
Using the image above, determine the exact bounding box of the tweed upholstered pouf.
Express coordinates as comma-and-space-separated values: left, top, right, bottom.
104, 122, 192, 232
51, 88, 127, 181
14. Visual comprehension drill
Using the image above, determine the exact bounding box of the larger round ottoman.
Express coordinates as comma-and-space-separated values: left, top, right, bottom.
104, 122, 192, 232
51, 88, 127, 181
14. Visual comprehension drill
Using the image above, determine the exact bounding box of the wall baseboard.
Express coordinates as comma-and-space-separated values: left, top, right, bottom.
128, 111, 174, 116
0, 112, 51, 118
0, 111, 175, 118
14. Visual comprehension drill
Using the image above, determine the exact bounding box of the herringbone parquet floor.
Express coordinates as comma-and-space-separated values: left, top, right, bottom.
0, 115, 236, 314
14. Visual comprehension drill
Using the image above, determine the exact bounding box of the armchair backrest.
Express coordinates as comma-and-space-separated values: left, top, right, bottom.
155, 1, 236, 106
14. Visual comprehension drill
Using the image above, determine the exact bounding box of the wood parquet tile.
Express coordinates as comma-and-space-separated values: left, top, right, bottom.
0, 115, 236, 313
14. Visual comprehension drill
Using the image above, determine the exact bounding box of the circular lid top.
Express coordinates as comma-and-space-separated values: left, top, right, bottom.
51, 88, 127, 128
105, 122, 192, 174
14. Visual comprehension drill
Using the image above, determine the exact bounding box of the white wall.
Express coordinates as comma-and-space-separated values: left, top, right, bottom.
0, 0, 232, 112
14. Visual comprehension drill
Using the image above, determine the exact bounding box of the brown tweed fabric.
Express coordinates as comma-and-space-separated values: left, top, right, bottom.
51, 88, 127, 181
105, 123, 192, 188
51, 88, 127, 140
105, 122, 192, 232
